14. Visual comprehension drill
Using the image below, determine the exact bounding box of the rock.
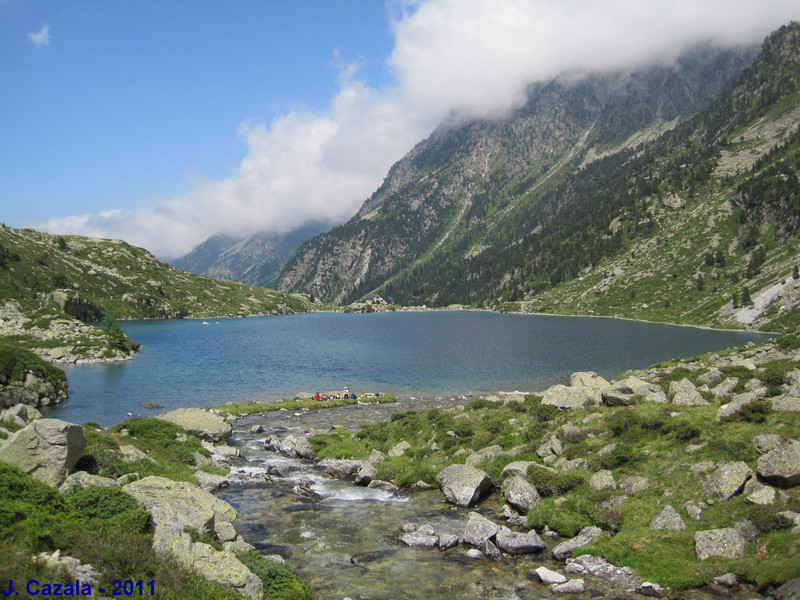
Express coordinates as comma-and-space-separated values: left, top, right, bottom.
36, 550, 100, 584
734, 520, 758, 543
670, 378, 708, 406
683, 501, 703, 521
465, 444, 503, 466
541, 385, 593, 409
495, 528, 546, 555
249, 424, 263, 434
753, 433, 783, 454
1, 403, 42, 426
223, 539, 257, 554
319, 458, 363, 479
537, 434, 563, 458
438, 533, 459, 550
757, 440, 800, 487
649, 505, 686, 530
123, 476, 261, 598
694, 528, 748, 560
120, 444, 156, 464
711, 377, 738, 399
501, 460, 555, 479
59, 471, 117, 493
367, 479, 398, 494
465, 549, 483, 559
536, 566, 567, 585
714, 573, 738, 588
619, 476, 649, 494
589, 469, 616, 491
770, 396, 800, 412
564, 554, 643, 589
388, 440, 412, 457
503, 475, 541, 513
699, 368, 724, 385
553, 579, 585, 594
463, 512, 500, 547
605, 377, 667, 404
745, 485, 776, 505
436, 464, 492, 507
570, 371, 611, 391
0, 418, 85, 487
480, 539, 502, 559
716, 393, 757, 421
551, 526, 603, 561
193, 471, 228, 491
354, 462, 378, 486
158, 408, 232, 443
400, 532, 439, 548
554, 457, 584, 471
703, 461, 752, 501
772, 578, 800, 600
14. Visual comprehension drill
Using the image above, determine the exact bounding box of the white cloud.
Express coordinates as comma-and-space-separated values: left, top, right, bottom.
27, 24, 51, 48
38, 0, 800, 259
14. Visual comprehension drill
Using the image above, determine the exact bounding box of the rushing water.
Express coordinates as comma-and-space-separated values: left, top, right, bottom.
47, 311, 769, 427
42, 312, 771, 600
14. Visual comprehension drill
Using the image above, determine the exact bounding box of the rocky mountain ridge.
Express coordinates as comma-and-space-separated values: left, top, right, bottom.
275, 24, 800, 333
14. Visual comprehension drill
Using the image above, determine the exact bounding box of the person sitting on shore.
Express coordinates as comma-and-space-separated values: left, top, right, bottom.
314, 392, 321, 401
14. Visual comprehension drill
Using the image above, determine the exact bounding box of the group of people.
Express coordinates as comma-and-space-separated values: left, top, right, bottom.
313, 387, 357, 402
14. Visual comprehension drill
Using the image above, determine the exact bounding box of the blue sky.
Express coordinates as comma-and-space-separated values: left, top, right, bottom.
2, 1, 798, 259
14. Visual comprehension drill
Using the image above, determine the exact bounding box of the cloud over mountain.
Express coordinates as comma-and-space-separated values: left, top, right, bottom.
38, 0, 799, 259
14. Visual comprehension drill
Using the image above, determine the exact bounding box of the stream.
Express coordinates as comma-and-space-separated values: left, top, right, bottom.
215, 397, 766, 600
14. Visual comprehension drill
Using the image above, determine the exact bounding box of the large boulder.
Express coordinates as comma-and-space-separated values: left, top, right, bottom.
503, 475, 541, 513
757, 440, 800, 487
436, 464, 492, 507
495, 528, 546, 555
463, 512, 501, 547
541, 385, 593, 409
123, 476, 261, 598
716, 393, 758, 422
0, 418, 85, 487
551, 526, 603, 561
703, 461, 752, 501
157, 408, 232, 443
605, 377, 666, 404
589, 470, 616, 491
694, 528, 748, 560
1, 403, 42, 427
670, 379, 708, 406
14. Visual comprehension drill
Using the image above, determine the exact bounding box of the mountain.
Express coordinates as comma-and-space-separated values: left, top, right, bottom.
173, 221, 329, 288
0, 226, 313, 362
276, 24, 800, 332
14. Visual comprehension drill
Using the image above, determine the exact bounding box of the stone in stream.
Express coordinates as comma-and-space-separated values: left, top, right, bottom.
436, 464, 492, 507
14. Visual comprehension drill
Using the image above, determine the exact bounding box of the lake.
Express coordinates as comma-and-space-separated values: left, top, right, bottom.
45, 311, 770, 427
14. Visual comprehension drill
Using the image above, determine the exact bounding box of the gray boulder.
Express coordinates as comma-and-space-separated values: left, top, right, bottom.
753, 434, 783, 454
495, 528, 545, 555
537, 434, 563, 458
157, 408, 232, 443
59, 471, 117, 493
0, 418, 85, 487
465, 445, 503, 467
694, 528, 748, 560
123, 476, 261, 598
463, 512, 500, 547
503, 475, 541, 513
770, 396, 800, 412
589, 469, 616, 491
354, 462, 378, 486
1, 403, 42, 427
703, 461, 752, 501
541, 385, 593, 409
711, 377, 739, 399
388, 440, 412, 457
670, 378, 708, 406
551, 526, 603, 560
649, 505, 686, 531
436, 464, 492, 507
319, 458, 363, 479
536, 567, 567, 584
620, 476, 649, 494
553, 579, 585, 594
757, 440, 800, 487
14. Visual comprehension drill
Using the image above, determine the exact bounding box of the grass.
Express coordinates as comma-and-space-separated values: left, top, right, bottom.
213, 394, 397, 418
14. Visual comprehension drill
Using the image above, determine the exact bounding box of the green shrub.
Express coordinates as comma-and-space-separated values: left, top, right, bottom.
65, 485, 151, 534
663, 419, 701, 441
526, 396, 558, 423
526, 466, 584, 497
593, 443, 641, 470
607, 409, 642, 438
236, 551, 314, 600
528, 497, 593, 537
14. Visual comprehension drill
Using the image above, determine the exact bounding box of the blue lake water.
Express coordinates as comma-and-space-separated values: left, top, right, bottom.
46, 311, 770, 427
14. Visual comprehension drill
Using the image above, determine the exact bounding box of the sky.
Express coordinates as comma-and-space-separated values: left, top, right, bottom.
2, 0, 798, 260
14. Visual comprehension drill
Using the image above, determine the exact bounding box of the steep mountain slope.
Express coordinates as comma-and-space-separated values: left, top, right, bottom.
173, 222, 328, 288
0, 226, 312, 362
276, 42, 755, 305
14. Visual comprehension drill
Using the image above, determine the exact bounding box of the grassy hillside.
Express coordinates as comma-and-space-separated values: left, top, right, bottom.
0, 225, 314, 362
